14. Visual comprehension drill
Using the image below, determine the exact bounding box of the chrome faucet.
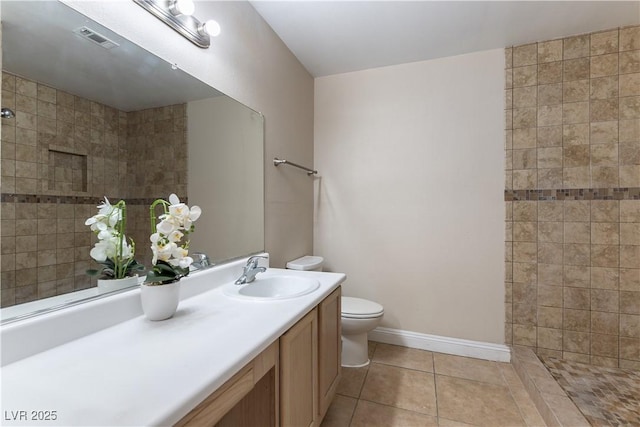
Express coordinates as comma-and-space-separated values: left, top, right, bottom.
190, 252, 211, 271
235, 256, 267, 285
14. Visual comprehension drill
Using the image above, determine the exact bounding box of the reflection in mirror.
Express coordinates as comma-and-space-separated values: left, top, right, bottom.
0, 1, 264, 323
188, 98, 264, 262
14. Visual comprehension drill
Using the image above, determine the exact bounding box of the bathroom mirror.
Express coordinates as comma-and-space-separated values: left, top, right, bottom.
0, 1, 264, 322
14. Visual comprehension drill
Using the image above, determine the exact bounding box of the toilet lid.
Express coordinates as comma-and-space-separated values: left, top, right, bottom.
286, 255, 324, 271
342, 297, 384, 318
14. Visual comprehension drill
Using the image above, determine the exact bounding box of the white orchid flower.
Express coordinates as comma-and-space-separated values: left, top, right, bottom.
169, 203, 189, 220
97, 229, 114, 240
120, 237, 133, 259
90, 238, 117, 262
169, 193, 180, 205
156, 219, 177, 236
97, 197, 112, 216
181, 205, 201, 231
96, 198, 123, 227
153, 241, 176, 263
168, 230, 184, 243
189, 205, 201, 222
90, 244, 108, 262
86, 215, 103, 230
178, 256, 193, 269
151, 244, 158, 265
104, 237, 119, 259
172, 245, 188, 260
108, 210, 121, 227
166, 245, 188, 267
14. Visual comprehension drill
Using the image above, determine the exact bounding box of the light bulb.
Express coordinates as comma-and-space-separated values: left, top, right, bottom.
199, 19, 221, 37
170, 0, 195, 16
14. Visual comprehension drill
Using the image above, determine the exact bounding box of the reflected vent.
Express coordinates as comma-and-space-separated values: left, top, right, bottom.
73, 26, 119, 49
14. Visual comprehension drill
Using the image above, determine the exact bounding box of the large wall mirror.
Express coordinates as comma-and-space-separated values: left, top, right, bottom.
0, 1, 264, 322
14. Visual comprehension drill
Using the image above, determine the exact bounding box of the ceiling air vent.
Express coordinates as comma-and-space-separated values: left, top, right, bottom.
73, 26, 119, 50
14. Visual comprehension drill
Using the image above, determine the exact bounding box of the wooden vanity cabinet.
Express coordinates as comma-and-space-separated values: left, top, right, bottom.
176, 341, 279, 427
177, 286, 342, 427
280, 308, 318, 427
280, 286, 342, 427
317, 287, 341, 421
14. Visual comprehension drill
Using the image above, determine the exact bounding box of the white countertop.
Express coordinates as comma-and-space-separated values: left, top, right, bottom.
0, 267, 345, 426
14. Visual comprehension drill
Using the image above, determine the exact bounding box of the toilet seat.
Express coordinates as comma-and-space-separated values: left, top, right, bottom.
341, 297, 384, 319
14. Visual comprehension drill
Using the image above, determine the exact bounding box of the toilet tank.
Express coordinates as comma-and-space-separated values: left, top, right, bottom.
286, 256, 324, 272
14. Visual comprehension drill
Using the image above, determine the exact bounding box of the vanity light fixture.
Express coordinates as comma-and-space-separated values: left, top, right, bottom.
134, 0, 220, 48
169, 0, 194, 16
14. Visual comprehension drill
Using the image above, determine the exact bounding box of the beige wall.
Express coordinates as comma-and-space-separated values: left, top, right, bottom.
65, 0, 315, 268
314, 50, 506, 344
505, 26, 640, 369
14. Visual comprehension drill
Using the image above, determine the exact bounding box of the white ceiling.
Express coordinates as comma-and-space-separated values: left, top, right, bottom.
250, 1, 640, 77
2, 1, 221, 111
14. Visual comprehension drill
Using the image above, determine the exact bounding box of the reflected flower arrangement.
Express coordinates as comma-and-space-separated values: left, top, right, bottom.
85, 198, 143, 280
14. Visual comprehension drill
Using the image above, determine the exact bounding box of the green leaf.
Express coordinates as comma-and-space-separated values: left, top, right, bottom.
145, 270, 176, 283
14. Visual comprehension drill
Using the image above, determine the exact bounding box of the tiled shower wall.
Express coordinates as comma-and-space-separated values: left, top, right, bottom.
504, 26, 640, 369
119, 104, 188, 269
0, 72, 186, 307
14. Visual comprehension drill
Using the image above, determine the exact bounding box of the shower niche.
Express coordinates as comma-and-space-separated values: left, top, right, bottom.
48, 147, 88, 193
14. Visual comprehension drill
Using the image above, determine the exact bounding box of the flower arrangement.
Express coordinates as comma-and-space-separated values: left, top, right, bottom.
85, 198, 143, 280
145, 194, 202, 285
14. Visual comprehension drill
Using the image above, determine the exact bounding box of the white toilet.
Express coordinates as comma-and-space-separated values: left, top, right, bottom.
287, 256, 384, 368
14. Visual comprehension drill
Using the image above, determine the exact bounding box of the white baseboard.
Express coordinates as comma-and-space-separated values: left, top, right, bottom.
368, 327, 511, 363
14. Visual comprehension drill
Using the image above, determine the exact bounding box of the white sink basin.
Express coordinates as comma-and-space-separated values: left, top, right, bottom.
224, 275, 320, 300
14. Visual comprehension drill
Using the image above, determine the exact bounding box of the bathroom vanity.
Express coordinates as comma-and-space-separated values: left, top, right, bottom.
0, 259, 345, 426
178, 286, 342, 427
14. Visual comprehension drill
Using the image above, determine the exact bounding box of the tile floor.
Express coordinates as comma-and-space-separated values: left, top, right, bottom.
541, 356, 640, 427
510, 346, 589, 426
321, 342, 547, 427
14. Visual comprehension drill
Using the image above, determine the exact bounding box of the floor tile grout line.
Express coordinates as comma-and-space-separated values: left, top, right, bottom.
433, 363, 440, 421
371, 353, 515, 389
432, 348, 439, 421
346, 344, 374, 427
370, 359, 436, 374
358, 346, 375, 398
355, 365, 369, 400
433, 371, 511, 388
346, 395, 357, 427
355, 396, 440, 420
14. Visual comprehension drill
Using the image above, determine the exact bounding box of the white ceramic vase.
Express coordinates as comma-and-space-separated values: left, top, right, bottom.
97, 275, 139, 294
140, 281, 181, 321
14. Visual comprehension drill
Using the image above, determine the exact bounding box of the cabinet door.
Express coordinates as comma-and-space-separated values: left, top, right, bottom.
317, 287, 341, 421
280, 308, 318, 427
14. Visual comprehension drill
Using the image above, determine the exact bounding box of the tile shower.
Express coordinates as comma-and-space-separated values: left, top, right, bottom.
0, 72, 187, 307
504, 26, 640, 369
